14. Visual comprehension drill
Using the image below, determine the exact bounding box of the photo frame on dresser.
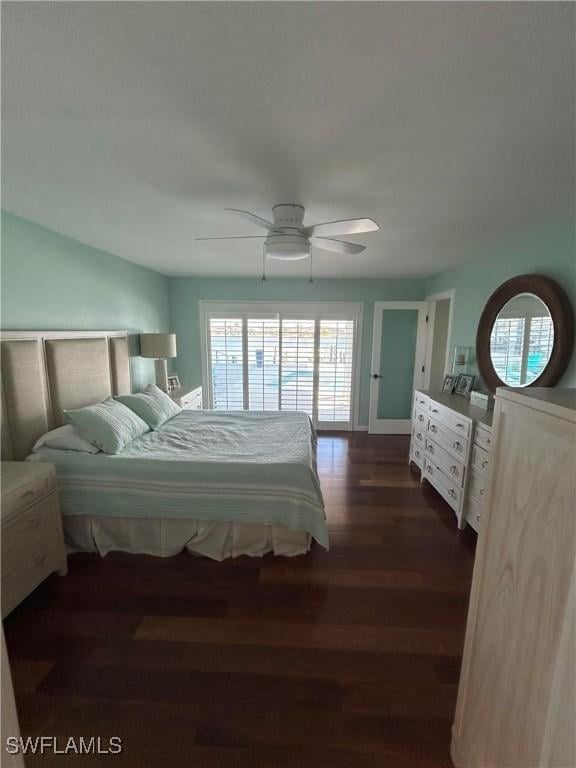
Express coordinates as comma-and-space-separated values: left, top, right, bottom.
442, 374, 457, 393
455, 374, 474, 396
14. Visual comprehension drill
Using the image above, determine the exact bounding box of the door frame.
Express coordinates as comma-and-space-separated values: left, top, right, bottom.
424, 289, 455, 389
368, 301, 429, 434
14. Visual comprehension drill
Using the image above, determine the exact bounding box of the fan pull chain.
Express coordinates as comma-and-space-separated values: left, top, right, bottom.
261, 242, 267, 282
309, 244, 314, 284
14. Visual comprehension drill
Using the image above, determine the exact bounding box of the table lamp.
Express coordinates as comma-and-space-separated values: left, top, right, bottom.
139, 333, 177, 392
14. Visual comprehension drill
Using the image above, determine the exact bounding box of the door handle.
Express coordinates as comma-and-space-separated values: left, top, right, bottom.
372, 373, 382, 379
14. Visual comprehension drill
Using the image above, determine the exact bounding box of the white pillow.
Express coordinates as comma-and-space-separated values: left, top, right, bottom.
33, 425, 101, 454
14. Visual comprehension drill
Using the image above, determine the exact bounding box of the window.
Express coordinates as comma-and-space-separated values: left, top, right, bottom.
318, 320, 354, 422
209, 318, 244, 409
280, 319, 315, 416
202, 302, 361, 428
247, 318, 280, 410
491, 313, 554, 386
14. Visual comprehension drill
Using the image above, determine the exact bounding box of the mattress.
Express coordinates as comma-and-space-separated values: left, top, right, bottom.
29, 409, 328, 549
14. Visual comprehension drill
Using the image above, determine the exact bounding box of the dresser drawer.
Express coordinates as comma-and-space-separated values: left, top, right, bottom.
414, 391, 429, 410
464, 494, 483, 534
427, 417, 468, 462
413, 406, 428, 428
423, 459, 461, 513
428, 401, 471, 439
474, 425, 492, 451
468, 469, 488, 505
1, 492, 61, 571
424, 439, 466, 487
412, 425, 425, 447
2, 531, 64, 617
2, 469, 55, 522
471, 444, 490, 475
410, 444, 424, 469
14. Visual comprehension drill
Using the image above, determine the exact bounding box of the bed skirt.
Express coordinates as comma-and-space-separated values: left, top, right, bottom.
63, 516, 312, 561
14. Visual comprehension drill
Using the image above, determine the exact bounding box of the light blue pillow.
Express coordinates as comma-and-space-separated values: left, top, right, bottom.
64, 398, 150, 455
115, 384, 181, 430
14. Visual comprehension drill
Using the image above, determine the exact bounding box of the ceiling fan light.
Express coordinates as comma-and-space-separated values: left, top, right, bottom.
265, 234, 310, 261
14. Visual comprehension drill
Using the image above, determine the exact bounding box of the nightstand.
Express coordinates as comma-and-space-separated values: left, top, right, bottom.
170, 385, 203, 410
1, 462, 67, 618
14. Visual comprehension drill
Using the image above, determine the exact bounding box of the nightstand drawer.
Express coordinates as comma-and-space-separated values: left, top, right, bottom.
2, 469, 55, 522
1, 492, 61, 564
1, 531, 64, 617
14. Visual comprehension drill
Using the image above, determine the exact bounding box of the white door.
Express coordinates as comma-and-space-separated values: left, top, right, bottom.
368, 301, 428, 434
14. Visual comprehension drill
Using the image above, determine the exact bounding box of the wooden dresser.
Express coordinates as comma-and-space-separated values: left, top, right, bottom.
452, 387, 575, 768
1, 462, 67, 618
409, 389, 493, 530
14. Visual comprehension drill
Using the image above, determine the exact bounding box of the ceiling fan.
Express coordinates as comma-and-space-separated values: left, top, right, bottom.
195, 204, 379, 261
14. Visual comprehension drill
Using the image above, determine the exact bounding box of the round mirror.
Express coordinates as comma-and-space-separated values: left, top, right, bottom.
476, 275, 574, 392
489, 293, 554, 387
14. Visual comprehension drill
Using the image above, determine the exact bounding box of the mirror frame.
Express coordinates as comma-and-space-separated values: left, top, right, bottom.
476, 274, 574, 392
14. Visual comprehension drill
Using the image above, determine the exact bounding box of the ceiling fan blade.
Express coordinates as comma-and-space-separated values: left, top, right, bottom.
224, 208, 274, 231
310, 237, 366, 255
195, 235, 267, 241
304, 218, 379, 238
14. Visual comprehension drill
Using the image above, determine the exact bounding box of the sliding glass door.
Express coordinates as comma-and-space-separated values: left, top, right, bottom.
202, 302, 361, 429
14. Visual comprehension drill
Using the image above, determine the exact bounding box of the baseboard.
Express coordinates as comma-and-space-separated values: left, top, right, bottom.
354, 425, 368, 431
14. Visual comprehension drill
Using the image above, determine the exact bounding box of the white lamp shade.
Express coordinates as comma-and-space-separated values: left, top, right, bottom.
140, 333, 177, 359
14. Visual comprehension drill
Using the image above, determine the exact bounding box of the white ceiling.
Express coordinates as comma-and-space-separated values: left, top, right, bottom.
2, 2, 574, 278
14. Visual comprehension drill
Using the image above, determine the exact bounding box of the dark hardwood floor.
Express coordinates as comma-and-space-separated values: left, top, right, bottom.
4, 433, 476, 767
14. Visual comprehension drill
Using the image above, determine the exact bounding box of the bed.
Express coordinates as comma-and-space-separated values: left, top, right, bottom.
1, 331, 327, 560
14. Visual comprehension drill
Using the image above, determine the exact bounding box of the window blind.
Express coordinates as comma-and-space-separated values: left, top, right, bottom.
280, 319, 315, 416
318, 319, 354, 422
247, 318, 280, 410
209, 318, 244, 409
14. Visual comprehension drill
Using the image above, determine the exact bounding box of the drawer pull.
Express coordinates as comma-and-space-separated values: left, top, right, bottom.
431, 408, 439, 414
476, 514, 481, 523
448, 489, 456, 498
486, 438, 491, 444
430, 425, 437, 433
479, 488, 485, 497
35, 554, 47, 567
426, 444, 434, 453
450, 465, 457, 474
416, 432, 422, 440
456, 422, 465, 428
414, 450, 420, 458
418, 415, 424, 422
28, 516, 40, 530
482, 460, 489, 469
426, 465, 433, 474
453, 441, 461, 449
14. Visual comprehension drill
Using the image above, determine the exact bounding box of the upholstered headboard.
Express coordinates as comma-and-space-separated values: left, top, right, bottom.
0, 331, 132, 460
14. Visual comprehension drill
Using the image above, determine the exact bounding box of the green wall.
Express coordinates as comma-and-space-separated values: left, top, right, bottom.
1, 212, 171, 390
426, 217, 576, 388
169, 277, 427, 426
3, 210, 574, 424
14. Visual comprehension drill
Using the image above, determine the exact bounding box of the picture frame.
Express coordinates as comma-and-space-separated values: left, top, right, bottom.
455, 373, 474, 397
167, 375, 180, 393
442, 374, 457, 393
